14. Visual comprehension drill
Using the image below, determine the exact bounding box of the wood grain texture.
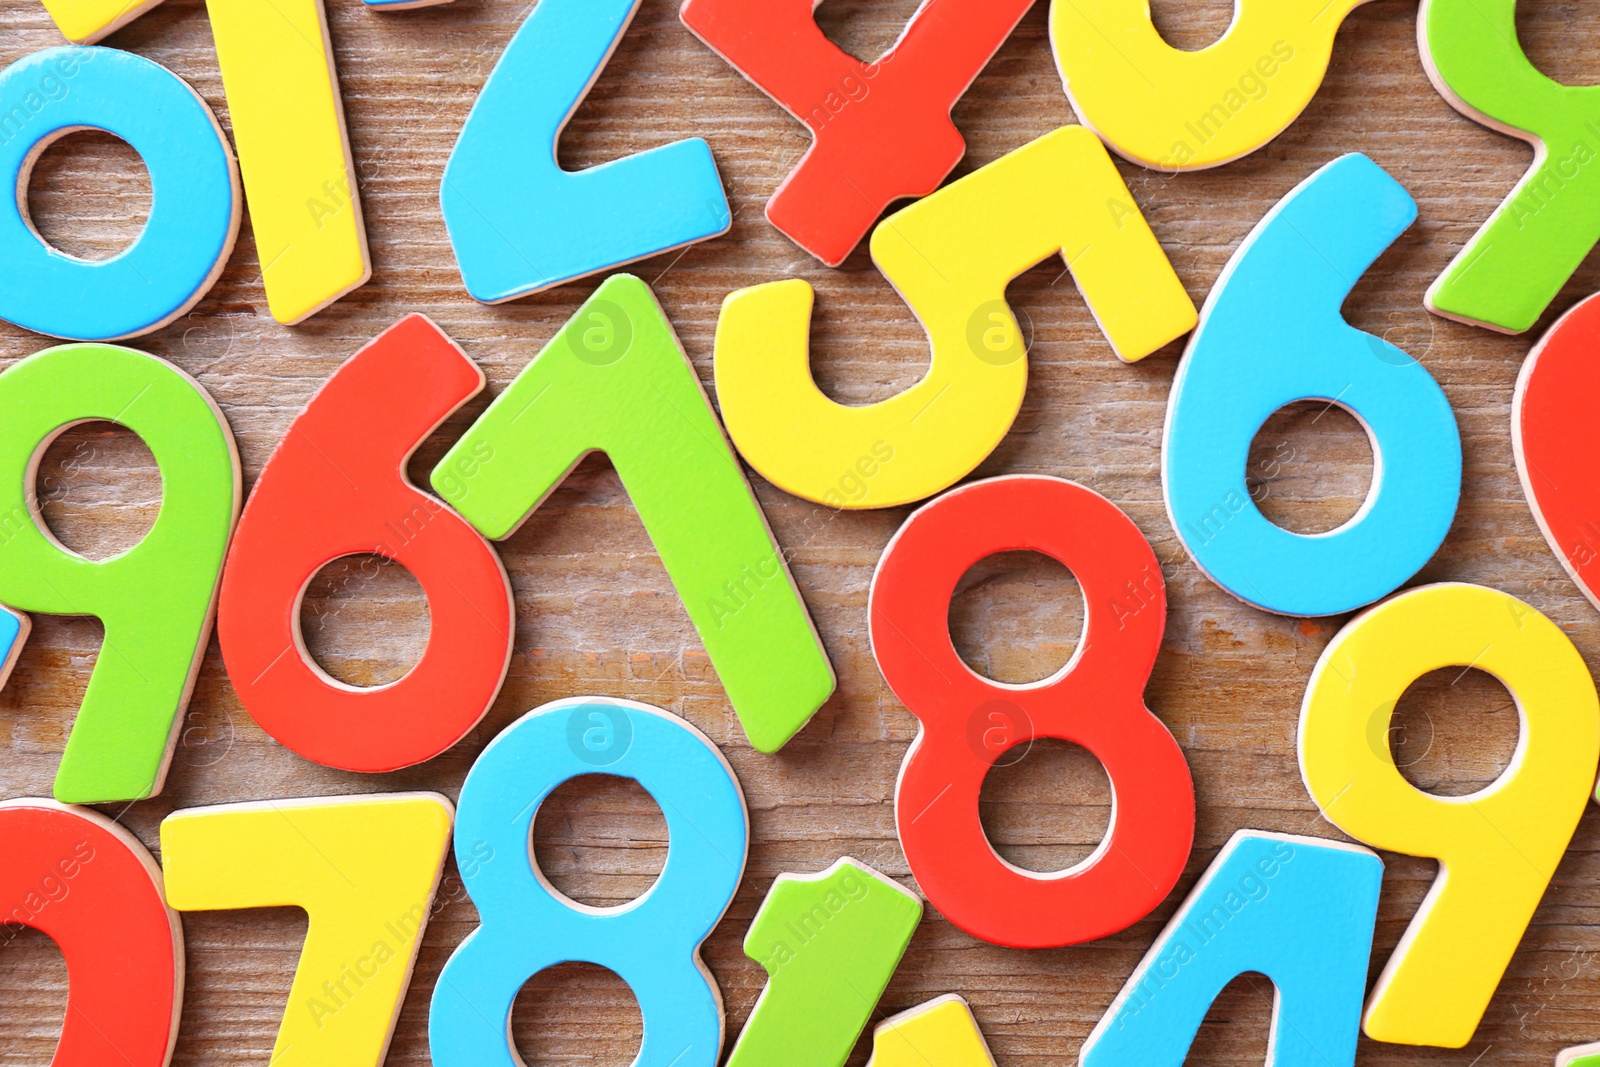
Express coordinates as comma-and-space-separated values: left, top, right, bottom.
0, 0, 1597, 1064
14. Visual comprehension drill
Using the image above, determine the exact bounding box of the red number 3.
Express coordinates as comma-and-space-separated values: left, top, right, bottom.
870, 475, 1194, 948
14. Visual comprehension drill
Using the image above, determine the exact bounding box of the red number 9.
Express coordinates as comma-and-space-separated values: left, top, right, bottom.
870, 475, 1194, 948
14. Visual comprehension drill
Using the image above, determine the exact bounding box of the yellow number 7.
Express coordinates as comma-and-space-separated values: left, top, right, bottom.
161, 793, 454, 1067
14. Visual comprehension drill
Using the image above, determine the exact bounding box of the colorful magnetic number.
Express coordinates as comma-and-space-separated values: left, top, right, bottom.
430, 698, 748, 1067
726, 858, 922, 1067
36, 3, 369, 325
714, 125, 1196, 511
1163, 153, 1461, 617
203, 0, 370, 322
1420, 0, 1600, 333
429, 274, 834, 753
1299, 583, 1600, 1047
441, 0, 729, 302
1082, 831, 1383, 1067
161, 793, 453, 1067
678, 0, 1034, 266
1512, 292, 1600, 608
0, 799, 183, 1067
218, 314, 513, 773
0, 605, 32, 691
0, 344, 238, 803
37, 0, 161, 41
1051, 3, 1368, 170
870, 475, 1194, 948
867, 997, 996, 1067
1560, 1043, 1600, 1067
362, 0, 447, 12
0, 47, 238, 341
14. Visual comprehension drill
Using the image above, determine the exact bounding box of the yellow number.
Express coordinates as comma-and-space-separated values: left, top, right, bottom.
1051, 2, 1368, 170
713, 125, 1194, 510
1299, 583, 1599, 1047
161, 793, 453, 1067
868, 997, 994, 1067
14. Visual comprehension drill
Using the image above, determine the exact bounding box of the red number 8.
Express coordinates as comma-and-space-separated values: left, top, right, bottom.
870, 475, 1194, 948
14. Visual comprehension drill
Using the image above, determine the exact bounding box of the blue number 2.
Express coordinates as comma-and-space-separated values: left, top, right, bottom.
440, 0, 731, 303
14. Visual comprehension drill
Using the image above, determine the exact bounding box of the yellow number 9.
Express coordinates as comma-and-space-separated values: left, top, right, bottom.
1299, 582, 1599, 1048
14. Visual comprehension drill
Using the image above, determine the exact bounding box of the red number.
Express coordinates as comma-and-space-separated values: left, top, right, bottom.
0, 800, 181, 1067
219, 314, 514, 772
678, 0, 1034, 266
870, 475, 1193, 948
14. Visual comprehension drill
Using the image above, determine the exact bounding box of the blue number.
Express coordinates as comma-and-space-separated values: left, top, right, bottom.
440, 0, 731, 302
1082, 830, 1382, 1067
0, 47, 238, 341
430, 698, 747, 1067
1162, 153, 1461, 616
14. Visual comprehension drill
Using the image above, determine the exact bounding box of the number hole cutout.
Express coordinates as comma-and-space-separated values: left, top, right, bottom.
299, 555, 431, 688
949, 550, 1083, 684
1515, 0, 1600, 86
1390, 666, 1520, 797
36, 420, 159, 561
513, 962, 643, 1067
979, 737, 1112, 873
24, 129, 151, 261
531, 773, 668, 908
814, 0, 928, 63
1146, 0, 1235, 51
0, 926, 67, 1057
1245, 400, 1373, 535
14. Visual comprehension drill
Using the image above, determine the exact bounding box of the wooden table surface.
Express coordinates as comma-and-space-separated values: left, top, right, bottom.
2, 0, 1598, 1064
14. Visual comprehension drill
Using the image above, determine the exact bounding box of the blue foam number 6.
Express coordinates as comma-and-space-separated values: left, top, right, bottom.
1162, 153, 1461, 617
440, 0, 731, 302
430, 697, 748, 1067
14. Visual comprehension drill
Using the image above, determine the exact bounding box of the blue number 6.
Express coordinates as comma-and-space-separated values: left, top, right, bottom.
1162, 153, 1461, 617
430, 698, 748, 1067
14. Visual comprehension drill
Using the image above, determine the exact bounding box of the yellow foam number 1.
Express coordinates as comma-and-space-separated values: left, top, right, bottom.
714, 125, 1194, 510
1050, 0, 1367, 170
1299, 583, 1600, 1048
161, 793, 454, 1067
204, 0, 370, 323
36, 0, 370, 326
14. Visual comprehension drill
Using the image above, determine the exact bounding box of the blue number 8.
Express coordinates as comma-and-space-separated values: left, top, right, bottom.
430, 698, 748, 1067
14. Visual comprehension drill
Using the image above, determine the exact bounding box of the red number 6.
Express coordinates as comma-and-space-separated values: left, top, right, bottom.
871, 475, 1194, 948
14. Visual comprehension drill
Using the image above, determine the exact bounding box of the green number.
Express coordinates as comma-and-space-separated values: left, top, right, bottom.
728, 859, 922, 1067
0, 344, 238, 802
431, 274, 834, 752
1423, 0, 1600, 332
